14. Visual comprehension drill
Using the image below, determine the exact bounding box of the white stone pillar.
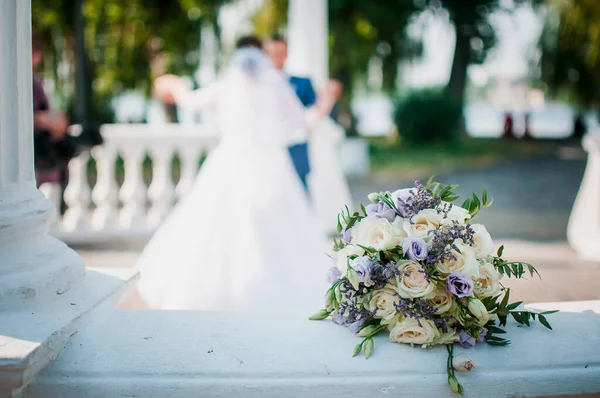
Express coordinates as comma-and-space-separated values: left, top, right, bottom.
0, 0, 85, 310
286, 0, 329, 87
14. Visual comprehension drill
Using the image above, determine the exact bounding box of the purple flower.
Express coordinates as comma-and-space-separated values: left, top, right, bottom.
351, 256, 375, 285
342, 228, 352, 244
366, 201, 396, 222
402, 237, 428, 261
478, 327, 487, 342
326, 267, 342, 284
392, 188, 416, 217
331, 312, 366, 333
459, 331, 477, 348
446, 272, 474, 298
459, 327, 488, 349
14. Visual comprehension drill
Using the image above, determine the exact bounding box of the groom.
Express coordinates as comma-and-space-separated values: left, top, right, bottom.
264, 35, 316, 190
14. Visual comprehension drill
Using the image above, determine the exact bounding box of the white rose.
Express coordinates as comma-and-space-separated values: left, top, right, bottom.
468, 298, 490, 326
335, 245, 365, 276
429, 286, 454, 314
402, 209, 443, 241
474, 262, 501, 298
389, 317, 440, 346
367, 283, 399, 321
396, 260, 436, 299
470, 224, 494, 258
352, 217, 401, 251
442, 203, 471, 225
436, 243, 479, 279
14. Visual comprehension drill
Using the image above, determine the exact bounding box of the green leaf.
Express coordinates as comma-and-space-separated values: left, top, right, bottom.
309, 309, 331, 321
461, 199, 471, 210
360, 203, 367, 216
541, 310, 559, 315
363, 337, 374, 359
505, 301, 523, 311
482, 188, 488, 205
538, 315, 553, 330
486, 339, 510, 346
497, 245, 504, 257
499, 289, 510, 309
487, 325, 506, 334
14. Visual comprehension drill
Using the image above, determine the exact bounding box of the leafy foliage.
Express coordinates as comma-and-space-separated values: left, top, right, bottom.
394, 90, 463, 145
538, 0, 600, 110
32, 0, 231, 122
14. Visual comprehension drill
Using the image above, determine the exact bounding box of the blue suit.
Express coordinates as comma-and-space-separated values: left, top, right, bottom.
288, 76, 316, 189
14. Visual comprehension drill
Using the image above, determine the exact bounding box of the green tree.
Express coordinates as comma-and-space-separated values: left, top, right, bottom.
428, 0, 540, 106
32, 0, 230, 123
539, 0, 600, 112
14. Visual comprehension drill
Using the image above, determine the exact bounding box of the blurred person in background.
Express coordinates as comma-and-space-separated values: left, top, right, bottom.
32, 33, 69, 189
264, 35, 352, 235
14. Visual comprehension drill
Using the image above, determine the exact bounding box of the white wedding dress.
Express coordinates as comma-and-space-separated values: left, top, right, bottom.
308, 117, 353, 234
136, 49, 330, 311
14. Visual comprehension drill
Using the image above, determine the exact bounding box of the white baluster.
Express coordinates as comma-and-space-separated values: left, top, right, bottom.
174, 145, 199, 200
91, 144, 119, 230
147, 145, 175, 227
62, 151, 91, 231
119, 145, 147, 229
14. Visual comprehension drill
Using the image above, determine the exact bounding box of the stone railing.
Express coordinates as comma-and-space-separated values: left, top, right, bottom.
567, 131, 600, 260
42, 124, 219, 244
42, 123, 370, 245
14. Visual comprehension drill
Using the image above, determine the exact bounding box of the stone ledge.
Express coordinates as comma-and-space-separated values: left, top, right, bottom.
0, 268, 138, 397
25, 302, 600, 398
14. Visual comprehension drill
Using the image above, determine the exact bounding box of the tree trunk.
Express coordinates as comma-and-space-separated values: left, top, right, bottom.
446, 25, 470, 105
73, 0, 90, 123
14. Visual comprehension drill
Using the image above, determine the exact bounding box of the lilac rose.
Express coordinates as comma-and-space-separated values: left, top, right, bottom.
446, 272, 474, 298
392, 188, 416, 217
332, 312, 366, 334
351, 256, 375, 285
459, 327, 487, 349
326, 267, 342, 284
402, 237, 428, 261
341, 228, 352, 244
365, 201, 396, 222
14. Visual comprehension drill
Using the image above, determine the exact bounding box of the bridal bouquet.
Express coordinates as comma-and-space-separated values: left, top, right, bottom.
310, 178, 556, 394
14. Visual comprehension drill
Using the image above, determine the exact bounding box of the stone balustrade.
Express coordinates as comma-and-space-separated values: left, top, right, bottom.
567, 132, 600, 261
42, 124, 219, 244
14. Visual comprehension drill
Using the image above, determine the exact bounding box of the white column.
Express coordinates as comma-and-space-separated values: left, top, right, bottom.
286, 0, 329, 87
0, 0, 85, 310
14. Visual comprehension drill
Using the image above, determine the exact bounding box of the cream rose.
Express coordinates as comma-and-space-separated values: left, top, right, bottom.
402, 209, 443, 240
352, 217, 401, 251
442, 203, 471, 225
389, 317, 440, 346
474, 262, 501, 298
429, 286, 454, 314
470, 224, 494, 258
335, 245, 365, 276
396, 260, 436, 299
367, 283, 399, 321
437, 243, 479, 279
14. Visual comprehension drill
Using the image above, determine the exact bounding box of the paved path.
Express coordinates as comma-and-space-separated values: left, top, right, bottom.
349, 146, 586, 241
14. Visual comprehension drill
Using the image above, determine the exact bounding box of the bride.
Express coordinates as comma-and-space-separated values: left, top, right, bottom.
135, 37, 336, 311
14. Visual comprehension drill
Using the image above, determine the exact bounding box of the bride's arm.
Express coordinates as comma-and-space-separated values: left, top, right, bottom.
154, 75, 218, 110
173, 84, 218, 110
